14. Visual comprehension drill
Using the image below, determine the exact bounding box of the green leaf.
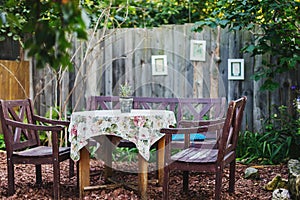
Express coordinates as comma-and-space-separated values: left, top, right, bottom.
243, 45, 256, 53
218, 19, 230, 27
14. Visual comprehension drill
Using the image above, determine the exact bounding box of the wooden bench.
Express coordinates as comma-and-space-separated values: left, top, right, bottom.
86, 96, 227, 148
87, 96, 226, 122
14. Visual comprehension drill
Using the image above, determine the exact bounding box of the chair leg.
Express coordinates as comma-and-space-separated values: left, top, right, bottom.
215, 168, 222, 200
183, 171, 189, 193
76, 161, 79, 192
36, 164, 42, 185
163, 166, 170, 200
53, 161, 60, 200
155, 145, 159, 179
229, 160, 236, 193
7, 161, 15, 196
69, 159, 75, 178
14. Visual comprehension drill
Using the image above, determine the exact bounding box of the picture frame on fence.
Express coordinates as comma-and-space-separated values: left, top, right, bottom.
151, 55, 168, 75
228, 59, 244, 80
190, 40, 206, 61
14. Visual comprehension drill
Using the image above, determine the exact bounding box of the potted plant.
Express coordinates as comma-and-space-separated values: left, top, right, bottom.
119, 82, 133, 113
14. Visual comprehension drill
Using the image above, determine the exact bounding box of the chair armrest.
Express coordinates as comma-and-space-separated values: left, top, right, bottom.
5, 119, 65, 132
33, 114, 70, 126
160, 126, 208, 135
161, 126, 209, 146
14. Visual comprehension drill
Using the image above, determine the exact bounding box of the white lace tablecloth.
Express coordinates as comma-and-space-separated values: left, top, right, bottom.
68, 109, 176, 161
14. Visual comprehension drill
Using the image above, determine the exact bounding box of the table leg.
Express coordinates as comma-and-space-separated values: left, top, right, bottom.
138, 154, 148, 200
78, 147, 90, 199
157, 136, 165, 186
103, 136, 113, 180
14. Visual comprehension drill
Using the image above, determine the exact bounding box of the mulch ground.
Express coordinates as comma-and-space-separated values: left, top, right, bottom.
0, 152, 288, 199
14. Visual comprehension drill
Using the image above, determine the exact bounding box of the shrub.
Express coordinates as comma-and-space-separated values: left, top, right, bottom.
237, 105, 300, 165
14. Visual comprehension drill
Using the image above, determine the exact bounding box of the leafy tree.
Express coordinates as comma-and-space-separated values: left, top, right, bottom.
0, 0, 87, 70
0, 0, 218, 68
193, 0, 300, 91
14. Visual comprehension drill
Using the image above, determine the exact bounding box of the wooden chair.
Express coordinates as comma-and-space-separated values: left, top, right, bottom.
0, 99, 74, 200
161, 96, 247, 200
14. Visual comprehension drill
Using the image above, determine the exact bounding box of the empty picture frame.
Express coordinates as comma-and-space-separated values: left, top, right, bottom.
228, 59, 244, 80
151, 55, 168, 75
190, 40, 206, 61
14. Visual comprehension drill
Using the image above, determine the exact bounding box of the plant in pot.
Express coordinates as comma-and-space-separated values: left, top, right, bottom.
119, 82, 133, 113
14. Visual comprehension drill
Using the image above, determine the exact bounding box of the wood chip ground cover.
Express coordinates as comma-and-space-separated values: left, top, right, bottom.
0, 152, 288, 199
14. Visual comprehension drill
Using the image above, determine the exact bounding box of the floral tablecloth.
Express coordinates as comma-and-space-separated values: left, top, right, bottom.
68, 109, 176, 161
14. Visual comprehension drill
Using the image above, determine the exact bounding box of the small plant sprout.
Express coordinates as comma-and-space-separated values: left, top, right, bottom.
119, 82, 132, 97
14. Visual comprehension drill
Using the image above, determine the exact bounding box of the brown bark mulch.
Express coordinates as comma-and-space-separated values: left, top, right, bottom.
0, 152, 288, 199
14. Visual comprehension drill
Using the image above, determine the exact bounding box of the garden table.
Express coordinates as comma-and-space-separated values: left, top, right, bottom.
68, 109, 176, 199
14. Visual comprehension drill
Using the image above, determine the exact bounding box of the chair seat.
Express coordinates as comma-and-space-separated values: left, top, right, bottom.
171, 148, 218, 163
172, 133, 206, 141
14, 146, 70, 157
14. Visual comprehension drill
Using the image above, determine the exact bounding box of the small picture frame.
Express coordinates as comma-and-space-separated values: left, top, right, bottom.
151, 55, 168, 76
190, 40, 206, 61
228, 59, 244, 80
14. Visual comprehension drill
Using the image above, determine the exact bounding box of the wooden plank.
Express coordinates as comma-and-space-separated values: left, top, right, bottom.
132, 28, 143, 97
190, 22, 204, 99
124, 28, 134, 93
133, 28, 152, 97
241, 30, 254, 131
162, 25, 174, 98
85, 29, 102, 98
227, 30, 243, 102
218, 28, 228, 100
150, 27, 167, 98
185, 24, 197, 98
143, 29, 153, 97
209, 27, 220, 99
104, 29, 113, 96
173, 25, 188, 97
112, 28, 126, 95
98, 29, 106, 96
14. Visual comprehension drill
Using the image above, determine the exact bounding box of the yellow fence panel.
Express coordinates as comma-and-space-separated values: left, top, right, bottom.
0, 60, 29, 100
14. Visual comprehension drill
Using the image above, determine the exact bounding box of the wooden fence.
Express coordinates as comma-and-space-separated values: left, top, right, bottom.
0, 60, 30, 100
30, 24, 299, 132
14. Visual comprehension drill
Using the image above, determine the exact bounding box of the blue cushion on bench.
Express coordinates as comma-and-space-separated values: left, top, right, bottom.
172, 133, 206, 141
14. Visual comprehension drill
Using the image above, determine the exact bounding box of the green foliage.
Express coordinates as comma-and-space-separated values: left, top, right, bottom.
112, 147, 157, 163
119, 82, 132, 97
0, 134, 5, 150
237, 105, 300, 164
0, 0, 87, 70
82, 0, 218, 28
192, 0, 300, 91
112, 147, 138, 162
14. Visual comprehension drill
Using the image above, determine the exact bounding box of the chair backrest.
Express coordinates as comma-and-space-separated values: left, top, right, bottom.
217, 96, 247, 162
178, 118, 226, 147
0, 99, 40, 153
87, 96, 120, 110
87, 96, 227, 123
